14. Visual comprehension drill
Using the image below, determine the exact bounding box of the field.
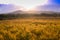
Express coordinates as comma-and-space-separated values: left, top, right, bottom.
0, 18, 60, 40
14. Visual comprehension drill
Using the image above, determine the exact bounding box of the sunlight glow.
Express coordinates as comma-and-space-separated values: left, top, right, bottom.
17, 0, 48, 10
0, 0, 48, 10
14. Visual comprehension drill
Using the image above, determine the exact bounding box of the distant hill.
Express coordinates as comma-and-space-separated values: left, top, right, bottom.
0, 10, 60, 20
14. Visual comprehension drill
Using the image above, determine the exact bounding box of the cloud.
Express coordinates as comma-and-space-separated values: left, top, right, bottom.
35, 4, 60, 12
0, 4, 20, 13
35, 0, 60, 12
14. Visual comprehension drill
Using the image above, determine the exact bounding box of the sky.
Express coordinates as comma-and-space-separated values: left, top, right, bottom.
0, 0, 60, 13
0, 0, 48, 9
35, 0, 60, 12
48, 0, 60, 5
0, 4, 21, 13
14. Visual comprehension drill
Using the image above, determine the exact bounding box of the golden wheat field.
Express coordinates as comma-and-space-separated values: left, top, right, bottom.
0, 18, 60, 40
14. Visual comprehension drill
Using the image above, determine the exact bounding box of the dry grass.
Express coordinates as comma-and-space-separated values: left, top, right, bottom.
0, 19, 60, 40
